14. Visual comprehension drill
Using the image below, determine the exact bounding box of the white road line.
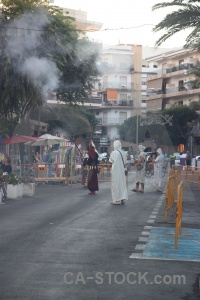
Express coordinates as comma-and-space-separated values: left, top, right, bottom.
141, 231, 151, 236
139, 237, 148, 242
135, 244, 146, 250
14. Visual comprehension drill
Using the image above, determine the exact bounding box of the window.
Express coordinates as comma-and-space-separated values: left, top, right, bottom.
103, 112, 108, 123
103, 76, 108, 87
119, 112, 127, 124
120, 94, 127, 101
178, 101, 183, 106
142, 99, 147, 103
142, 81, 147, 85
178, 80, 184, 91
120, 76, 127, 87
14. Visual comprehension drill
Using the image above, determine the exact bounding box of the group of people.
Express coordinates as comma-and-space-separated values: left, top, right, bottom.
82, 140, 128, 204
82, 140, 165, 205
131, 146, 164, 193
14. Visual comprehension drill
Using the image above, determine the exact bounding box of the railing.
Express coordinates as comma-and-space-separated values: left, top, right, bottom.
166, 63, 194, 74
147, 85, 200, 97
102, 100, 133, 107
102, 83, 133, 90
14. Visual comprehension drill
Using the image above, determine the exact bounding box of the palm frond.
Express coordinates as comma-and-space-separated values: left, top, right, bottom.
153, 4, 200, 46
153, 0, 189, 11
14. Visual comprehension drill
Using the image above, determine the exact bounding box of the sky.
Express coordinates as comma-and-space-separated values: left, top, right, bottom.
53, 0, 190, 49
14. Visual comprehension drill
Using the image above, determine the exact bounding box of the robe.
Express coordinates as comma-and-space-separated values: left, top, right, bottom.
109, 149, 128, 202
154, 154, 164, 189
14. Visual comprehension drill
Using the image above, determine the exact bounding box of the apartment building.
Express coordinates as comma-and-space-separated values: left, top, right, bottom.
49, 1, 103, 32
90, 44, 162, 152
146, 48, 200, 111
146, 48, 200, 154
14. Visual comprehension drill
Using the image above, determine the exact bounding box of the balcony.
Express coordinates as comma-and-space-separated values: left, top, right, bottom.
101, 62, 134, 73
97, 117, 128, 126
102, 100, 133, 107
166, 63, 194, 74
147, 86, 200, 100
101, 82, 133, 91
147, 62, 196, 81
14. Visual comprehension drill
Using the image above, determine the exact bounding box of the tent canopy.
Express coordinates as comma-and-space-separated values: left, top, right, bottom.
3, 135, 43, 145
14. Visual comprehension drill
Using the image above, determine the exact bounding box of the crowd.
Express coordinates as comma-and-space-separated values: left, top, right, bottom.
81, 140, 171, 205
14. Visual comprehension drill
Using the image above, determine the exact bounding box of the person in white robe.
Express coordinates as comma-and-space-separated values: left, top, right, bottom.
109, 140, 128, 205
131, 144, 147, 193
154, 148, 164, 192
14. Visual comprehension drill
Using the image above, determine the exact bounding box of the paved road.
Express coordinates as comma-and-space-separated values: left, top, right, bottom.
0, 171, 199, 300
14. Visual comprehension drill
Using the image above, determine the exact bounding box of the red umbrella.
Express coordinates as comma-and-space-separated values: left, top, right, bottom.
3, 135, 42, 145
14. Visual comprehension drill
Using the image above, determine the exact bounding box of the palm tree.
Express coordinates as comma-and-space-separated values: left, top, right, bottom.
187, 61, 200, 88
153, 0, 200, 48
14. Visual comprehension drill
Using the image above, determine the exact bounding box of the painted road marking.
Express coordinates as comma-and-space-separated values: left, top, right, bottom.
131, 227, 200, 262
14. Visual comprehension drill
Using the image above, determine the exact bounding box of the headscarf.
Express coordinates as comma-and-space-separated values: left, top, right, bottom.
87, 142, 96, 160
113, 140, 122, 150
157, 148, 163, 155
138, 144, 146, 153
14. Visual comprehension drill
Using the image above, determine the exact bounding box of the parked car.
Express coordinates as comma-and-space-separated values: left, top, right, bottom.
98, 153, 109, 163
173, 152, 181, 165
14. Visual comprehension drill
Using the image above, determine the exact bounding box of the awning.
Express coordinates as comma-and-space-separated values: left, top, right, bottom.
3, 135, 43, 145
147, 78, 163, 90
107, 89, 118, 101
146, 99, 162, 111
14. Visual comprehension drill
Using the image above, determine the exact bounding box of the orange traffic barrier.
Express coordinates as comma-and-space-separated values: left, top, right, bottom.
175, 181, 183, 248
164, 176, 175, 222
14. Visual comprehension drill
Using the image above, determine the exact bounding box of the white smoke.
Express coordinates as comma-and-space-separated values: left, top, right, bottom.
20, 57, 58, 96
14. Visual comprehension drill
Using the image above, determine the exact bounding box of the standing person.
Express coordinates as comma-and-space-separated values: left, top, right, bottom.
186, 151, 191, 166
1, 156, 12, 174
0, 150, 4, 167
154, 148, 164, 192
87, 143, 99, 195
81, 150, 89, 188
131, 145, 147, 193
109, 140, 128, 205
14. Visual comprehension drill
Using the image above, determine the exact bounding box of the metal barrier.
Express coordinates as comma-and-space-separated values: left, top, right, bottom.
175, 181, 183, 248
14, 163, 70, 184
99, 163, 112, 181
164, 176, 175, 222
184, 166, 200, 189
13, 162, 122, 186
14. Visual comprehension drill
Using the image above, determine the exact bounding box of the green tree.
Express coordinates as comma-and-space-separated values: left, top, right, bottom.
30, 105, 97, 139
0, 0, 100, 122
118, 115, 165, 145
189, 100, 200, 110
186, 62, 200, 88
118, 106, 198, 146
162, 105, 198, 145
152, 0, 200, 48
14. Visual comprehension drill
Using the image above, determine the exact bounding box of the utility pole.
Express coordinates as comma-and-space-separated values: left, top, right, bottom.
131, 45, 142, 145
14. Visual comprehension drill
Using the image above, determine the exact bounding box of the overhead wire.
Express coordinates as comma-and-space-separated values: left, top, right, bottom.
0, 23, 155, 33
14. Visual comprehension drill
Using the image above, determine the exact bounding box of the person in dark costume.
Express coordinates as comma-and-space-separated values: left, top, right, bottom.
87, 143, 99, 195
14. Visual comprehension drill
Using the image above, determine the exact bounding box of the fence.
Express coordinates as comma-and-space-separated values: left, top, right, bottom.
164, 176, 175, 222
13, 162, 113, 185
175, 181, 183, 248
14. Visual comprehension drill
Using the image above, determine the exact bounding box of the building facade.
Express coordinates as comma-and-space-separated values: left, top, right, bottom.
146, 48, 200, 154
146, 48, 200, 111
91, 44, 160, 152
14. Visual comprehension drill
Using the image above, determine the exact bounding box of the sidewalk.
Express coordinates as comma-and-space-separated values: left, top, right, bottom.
130, 178, 200, 262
